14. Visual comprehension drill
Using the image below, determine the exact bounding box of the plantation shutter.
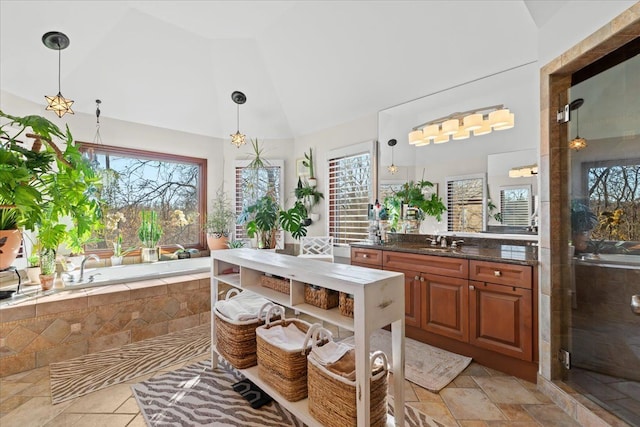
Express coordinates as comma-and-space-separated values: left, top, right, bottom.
500, 188, 531, 226
328, 145, 373, 246
446, 175, 485, 232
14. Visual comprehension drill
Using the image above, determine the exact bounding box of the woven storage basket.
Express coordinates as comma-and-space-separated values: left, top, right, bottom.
339, 292, 354, 318
260, 274, 290, 294
308, 344, 388, 427
214, 289, 274, 369
304, 284, 339, 309
255, 307, 323, 401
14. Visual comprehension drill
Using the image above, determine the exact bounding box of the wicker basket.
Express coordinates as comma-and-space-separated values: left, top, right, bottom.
255, 308, 322, 401
304, 284, 339, 309
214, 289, 275, 369
260, 274, 290, 294
308, 347, 388, 427
339, 292, 354, 318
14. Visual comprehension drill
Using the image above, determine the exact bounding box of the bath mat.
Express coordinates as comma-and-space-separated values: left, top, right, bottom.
132, 360, 442, 426
50, 324, 210, 404
341, 329, 472, 393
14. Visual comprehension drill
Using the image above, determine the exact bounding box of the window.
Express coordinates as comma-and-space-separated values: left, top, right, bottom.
499, 185, 532, 226
582, 158, 640, 241
234, 160, 284, 246
446, 174, 486, 232
79, 142, 207, 253
327, 141, 376, 247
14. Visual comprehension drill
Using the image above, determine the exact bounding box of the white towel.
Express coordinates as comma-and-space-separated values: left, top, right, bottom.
256, 323, 308, 351
215, 291, 272, 321
311, 341, 352, 365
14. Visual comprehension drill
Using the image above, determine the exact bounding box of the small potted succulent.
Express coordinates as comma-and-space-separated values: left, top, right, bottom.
138, 210, 163, 262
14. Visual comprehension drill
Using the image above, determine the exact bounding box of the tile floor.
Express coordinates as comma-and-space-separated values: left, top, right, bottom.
0, 350, 585, 427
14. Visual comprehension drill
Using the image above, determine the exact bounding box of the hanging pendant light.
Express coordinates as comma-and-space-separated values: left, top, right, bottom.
568, 98, 587, 151
230, 91, 247, 148
387, 139, 398, 174
87, 99, 102, 169
43, 31, 74, 118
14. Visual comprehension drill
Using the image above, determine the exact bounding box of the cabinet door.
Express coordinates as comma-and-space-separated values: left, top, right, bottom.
469, 280, 533, 361
420, 273, 469, 342
385, 267, 421, 327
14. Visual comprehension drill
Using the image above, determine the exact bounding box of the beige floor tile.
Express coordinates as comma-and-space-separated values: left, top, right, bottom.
453, 375, 480, 388
474, 376, 542, 404
484, 421, 540, 426
62, 383, 133, 414
459, 421, 489, 427
496, 403, 536, 422
43, 412, 85, 426
0, 381, 31, 400
460, 363, 491, 377
71, 413, 136, 427
1, 396, 72, 426
17, 377, 51, 397
0, 394, 32, 414
387, 374, 418, 402
115, 397, 140, 414
440, 388, 506, 421
413, 386, 444, 403
524, 404, 582, 426
408, 401, 458, 427
126, 413, 148, 427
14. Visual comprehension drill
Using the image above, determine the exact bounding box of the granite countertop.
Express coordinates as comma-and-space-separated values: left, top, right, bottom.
350, 241, 538, 266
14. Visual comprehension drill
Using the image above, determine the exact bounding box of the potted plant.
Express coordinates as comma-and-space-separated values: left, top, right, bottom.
384, 179, 446, 232
38, 246, 56, 290
0, 208, 21, 270
294, 178, 324, 225
571, 199, 598, 252
204, 186, 236, 250
111, 234, 135, 266
302, 148, 317, 187
0, 110, 102, 271
138, 210, 163, 262
26, 253, 41, 284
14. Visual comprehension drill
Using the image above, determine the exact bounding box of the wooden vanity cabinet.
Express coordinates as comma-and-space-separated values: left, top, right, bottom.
420, 273, 469, 342
468, 260, 533, 361
350, 247, 383, 269
382, 266, 421, 328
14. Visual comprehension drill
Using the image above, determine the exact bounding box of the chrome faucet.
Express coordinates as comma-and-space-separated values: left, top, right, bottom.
440, 236, 448, 248
80, 254, 100, 282
451, 240, 464, 249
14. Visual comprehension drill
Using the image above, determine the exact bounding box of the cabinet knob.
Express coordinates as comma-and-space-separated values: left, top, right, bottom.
420, 277, 425, 282
362, 254, 368, 258
469, 285, 475, 290
414, 276, 420, 281
494, 270, 502, 277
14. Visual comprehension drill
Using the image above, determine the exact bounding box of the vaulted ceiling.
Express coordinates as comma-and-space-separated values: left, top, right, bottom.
0, 1, 566, 139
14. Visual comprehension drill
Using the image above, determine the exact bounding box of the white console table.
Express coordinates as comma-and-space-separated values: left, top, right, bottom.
210, 248, 405, 427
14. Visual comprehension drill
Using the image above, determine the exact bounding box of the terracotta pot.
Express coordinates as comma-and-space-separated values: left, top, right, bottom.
207, 233, 229, 250
0, 229, 22, 270
39, 274, 55, 291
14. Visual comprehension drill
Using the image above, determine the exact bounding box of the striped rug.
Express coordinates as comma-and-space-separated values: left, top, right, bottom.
50, 324, 210, 404
132, 360, 443, 427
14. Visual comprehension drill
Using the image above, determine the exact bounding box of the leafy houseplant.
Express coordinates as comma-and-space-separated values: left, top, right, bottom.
0, 208, 21, 270
0, 111, 102, 269
294, 178, 324, 224
302, 148, 316, 184
138, 210, 163, 262
384, 179, 446, 231
571, 200, 598, 252
204, 186, 236, 250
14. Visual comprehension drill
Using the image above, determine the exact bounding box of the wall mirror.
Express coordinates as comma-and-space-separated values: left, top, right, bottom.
377, 61, 539, 237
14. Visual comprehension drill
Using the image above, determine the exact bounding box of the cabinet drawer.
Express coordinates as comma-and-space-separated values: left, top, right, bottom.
383, 251, 468, 279
350, 247, 383, 267
469, 260, 532, 289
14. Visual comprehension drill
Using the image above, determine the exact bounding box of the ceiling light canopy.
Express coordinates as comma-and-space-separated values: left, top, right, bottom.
230, 91, 247, 148
408, 105, 514, 147
43, 31, 74, 118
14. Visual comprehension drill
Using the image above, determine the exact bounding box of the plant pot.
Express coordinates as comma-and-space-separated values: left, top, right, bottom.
309, 213, 320, 222
207, 233, 229, 250
307, 177, 317, 187
26, 266, 41, 284
111, 256, 123, 266
39, 273, 55, 291
141, 247, 159, 263
0, 229, 22, 270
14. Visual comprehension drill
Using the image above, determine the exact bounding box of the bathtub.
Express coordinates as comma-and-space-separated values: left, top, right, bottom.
576, 253, 640, 268
65, 256, 210, 287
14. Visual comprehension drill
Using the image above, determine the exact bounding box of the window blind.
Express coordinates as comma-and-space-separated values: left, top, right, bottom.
500, 188, 531, 226
234, 165, 282, 241
328, 152, 371, 245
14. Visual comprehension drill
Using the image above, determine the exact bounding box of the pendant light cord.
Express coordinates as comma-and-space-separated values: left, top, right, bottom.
57, 40, 61, 94
237, 103, 240, 132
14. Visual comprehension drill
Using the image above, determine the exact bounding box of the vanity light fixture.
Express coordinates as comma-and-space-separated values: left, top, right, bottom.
509, 164, 538, 178
568, 98, 587, 151
387, 139, 399, 175
230, 91, 247, 148
408, 105, 514, 146
43, 31, 74, 118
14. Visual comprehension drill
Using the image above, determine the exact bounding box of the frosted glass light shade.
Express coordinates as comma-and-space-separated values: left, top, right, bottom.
463, 113, 483, 131
509, 169, 523, 178
408, 130, 423, 144
433, 133, 450, 144
493, 113, 515, 130
441, 119, 459, 135
489, 108, 510, 128
415, 140, 430, 146
473, 120, 492, 136
569, 137, 587, 151
422, 124, 439, 140
452, 127, 470, 140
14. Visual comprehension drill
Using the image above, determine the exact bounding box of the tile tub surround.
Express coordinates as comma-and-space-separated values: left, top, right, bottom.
0, 272, 211, 377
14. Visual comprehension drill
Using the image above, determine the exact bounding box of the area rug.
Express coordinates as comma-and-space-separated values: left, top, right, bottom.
132, 360, 442, 426
50, 324, 210, 404
341, 329, 472, 393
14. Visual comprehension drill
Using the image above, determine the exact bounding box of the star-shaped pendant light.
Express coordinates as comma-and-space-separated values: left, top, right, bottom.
43, 31, 74, 118
230, 91, 247, 147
